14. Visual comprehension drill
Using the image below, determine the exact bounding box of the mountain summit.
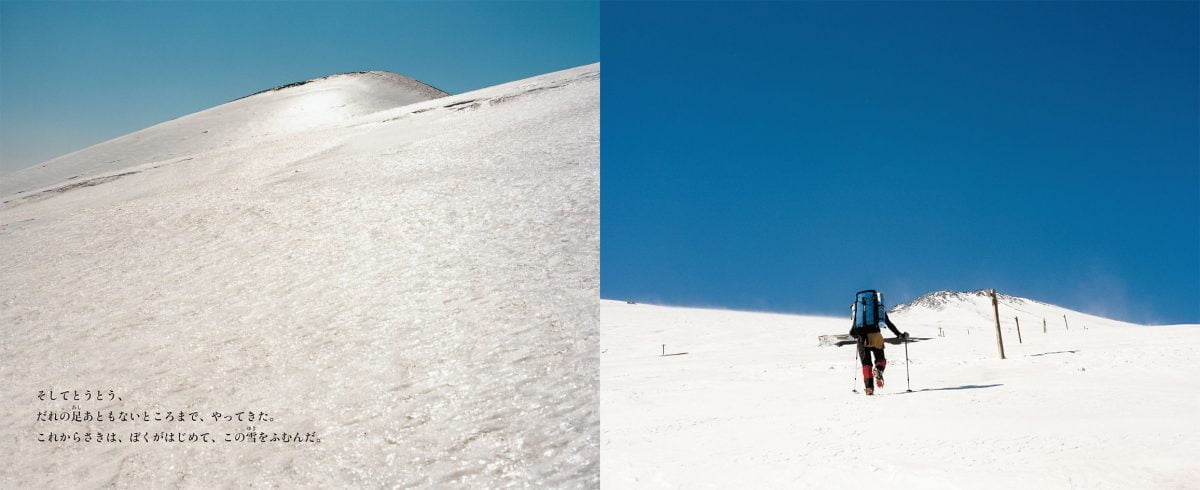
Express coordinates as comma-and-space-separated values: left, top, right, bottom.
233, 70, 446, 103
885, 289, 1141, 330
0, 70, 448, 197
890, 289, 1032, 314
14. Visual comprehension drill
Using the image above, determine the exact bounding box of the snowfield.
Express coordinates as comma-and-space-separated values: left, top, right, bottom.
601, 292, 1199, 488
0, 70, 447, 199
1, 64, 598, 487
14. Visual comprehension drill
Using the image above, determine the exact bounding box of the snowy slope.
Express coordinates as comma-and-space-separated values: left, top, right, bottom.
0, 64, 598, 488
890, 289, 1141, 332
601, 295, 1198, 488
0, 71, 447, 198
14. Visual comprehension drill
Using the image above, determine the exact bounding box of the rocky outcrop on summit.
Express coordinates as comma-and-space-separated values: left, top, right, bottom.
890, 289, 1031, 314
885, 288, 1141, 331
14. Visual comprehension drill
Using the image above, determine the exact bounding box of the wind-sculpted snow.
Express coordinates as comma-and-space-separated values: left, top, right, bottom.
602, 296, 1198, 488
0, 64, 598, 487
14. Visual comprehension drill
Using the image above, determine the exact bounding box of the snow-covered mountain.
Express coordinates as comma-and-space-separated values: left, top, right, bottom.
601, 293, 1198, 488
1, 71, 447, 198
888, 289, 1141, 333
1, 64, 598, 487
890, 289, 1024, 313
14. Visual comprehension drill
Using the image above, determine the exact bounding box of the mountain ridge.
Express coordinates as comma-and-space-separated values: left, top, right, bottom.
231, 70, 448, 102
889, 289, 1043, 314
0, 69, 450, 197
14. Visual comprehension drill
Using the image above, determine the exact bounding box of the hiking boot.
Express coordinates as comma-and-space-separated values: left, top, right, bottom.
874, 367, 885, 388
864, 386, 874, 396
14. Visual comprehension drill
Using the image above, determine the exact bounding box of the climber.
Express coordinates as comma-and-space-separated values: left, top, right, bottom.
849, 290, 908, 395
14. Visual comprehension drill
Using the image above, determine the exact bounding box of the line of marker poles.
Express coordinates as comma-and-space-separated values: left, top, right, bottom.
989, 289, 1082, 360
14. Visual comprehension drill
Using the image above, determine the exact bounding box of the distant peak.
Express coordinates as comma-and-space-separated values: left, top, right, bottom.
891, 289, 1027, 313
233, 70, 447, 102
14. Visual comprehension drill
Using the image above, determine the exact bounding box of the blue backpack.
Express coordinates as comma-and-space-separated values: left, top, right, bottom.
852, 290, 886, 329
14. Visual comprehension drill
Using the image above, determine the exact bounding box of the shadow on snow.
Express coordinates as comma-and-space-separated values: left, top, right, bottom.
877, 384, 1004, 395
1028, 350, 1079, 357
915, 383, 1003, 392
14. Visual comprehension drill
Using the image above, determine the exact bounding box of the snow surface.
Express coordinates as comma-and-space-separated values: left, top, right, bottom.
0, 71, 447, 198
1, 64, 598, 487
601, 294, 1199, 488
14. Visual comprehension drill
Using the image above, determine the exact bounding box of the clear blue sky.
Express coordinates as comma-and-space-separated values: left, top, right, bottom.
0, 1, 598, 172
601, 1, 1199, 324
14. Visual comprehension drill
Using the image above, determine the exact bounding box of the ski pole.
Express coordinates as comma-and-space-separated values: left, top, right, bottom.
903, 335, 912, 393
853, 342, 860, 393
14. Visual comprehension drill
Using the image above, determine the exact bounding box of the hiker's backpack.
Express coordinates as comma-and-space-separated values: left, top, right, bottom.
852, 290, 886, 329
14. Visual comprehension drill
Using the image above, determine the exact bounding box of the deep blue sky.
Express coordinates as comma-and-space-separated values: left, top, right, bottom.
0, 1, 597, 172
601, 1, 1199, 324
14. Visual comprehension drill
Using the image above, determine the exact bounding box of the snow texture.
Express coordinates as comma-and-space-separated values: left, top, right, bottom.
0, 71, 447, 199
602, 294, 1199, 488
1, 64, 599, 488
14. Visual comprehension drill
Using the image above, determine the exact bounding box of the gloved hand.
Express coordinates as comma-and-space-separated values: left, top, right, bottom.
900, 332, 910, 340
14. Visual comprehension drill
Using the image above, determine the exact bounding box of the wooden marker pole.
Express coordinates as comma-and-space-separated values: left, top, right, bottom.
990, 289, 1006, 360
1015, 317, 1023, 344
1063, 315, 1069, 331
1043, 318, 1047, 334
